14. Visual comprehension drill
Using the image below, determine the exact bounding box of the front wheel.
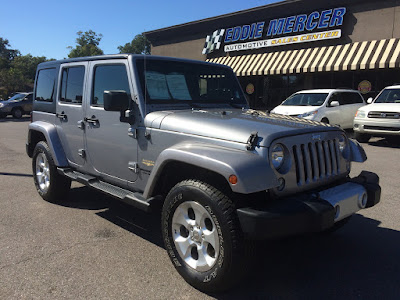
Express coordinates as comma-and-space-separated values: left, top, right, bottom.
162, 179, 245, 292
32, 141, 71, 202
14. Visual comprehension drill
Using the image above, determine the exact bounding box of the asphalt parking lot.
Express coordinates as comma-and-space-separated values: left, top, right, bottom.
0, 116, 399, 299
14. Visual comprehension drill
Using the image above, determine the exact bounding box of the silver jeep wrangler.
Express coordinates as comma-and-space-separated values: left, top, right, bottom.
26, 54, 380, 292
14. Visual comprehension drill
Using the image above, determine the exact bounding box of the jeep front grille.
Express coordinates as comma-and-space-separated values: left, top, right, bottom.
292, 139, 340, 186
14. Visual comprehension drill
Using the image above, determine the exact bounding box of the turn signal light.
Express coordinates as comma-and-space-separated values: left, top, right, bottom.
229, 175, 238, 185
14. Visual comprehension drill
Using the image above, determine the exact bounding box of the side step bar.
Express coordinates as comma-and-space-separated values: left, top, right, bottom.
58, 168, 160, 213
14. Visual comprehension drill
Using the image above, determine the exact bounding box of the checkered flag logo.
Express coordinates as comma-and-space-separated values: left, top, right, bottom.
202, 29, 225, 54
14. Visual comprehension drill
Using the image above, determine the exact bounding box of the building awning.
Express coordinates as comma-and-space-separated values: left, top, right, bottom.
207, 38, 400, 76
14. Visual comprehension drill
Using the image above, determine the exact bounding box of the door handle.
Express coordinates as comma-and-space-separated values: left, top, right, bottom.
84, 115, 99, 125
56, 112, 67, 120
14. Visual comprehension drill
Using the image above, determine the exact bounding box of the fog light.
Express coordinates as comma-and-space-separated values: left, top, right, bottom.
334, 205, 340, 220
358, 192, 367, 208
277, 177, 285, 191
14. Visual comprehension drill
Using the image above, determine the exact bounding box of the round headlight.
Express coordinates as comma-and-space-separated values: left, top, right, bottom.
271, 144, 285, 170
338, 134, 347, 153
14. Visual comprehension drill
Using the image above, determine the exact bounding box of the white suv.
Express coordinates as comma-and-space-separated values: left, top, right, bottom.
271, 89, 365, 129
353, 85, 400, 142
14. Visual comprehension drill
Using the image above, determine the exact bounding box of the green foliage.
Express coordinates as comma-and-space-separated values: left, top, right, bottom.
0, 38, 50, 98
0, 38, 20, 69
68, 30, 104, 58
118, 33, 151, 55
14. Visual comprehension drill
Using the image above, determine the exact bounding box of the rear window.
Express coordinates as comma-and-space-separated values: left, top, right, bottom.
35, 68, 56, 102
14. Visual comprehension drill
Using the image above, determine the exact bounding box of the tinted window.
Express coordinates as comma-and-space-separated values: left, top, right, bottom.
35, 68, 56, 102
374, 88, 400, 103
26, 94, 33, 101
92, 65, 130, 106
60, 66, 85, 104
329, 92, 343, 105
342, 92, 364, 105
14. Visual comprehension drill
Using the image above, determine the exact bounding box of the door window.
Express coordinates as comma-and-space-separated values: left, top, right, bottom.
342, 92, 364, 104
92, 65, 130, 107
328, 92, 342, 105
60, 66, 85, 104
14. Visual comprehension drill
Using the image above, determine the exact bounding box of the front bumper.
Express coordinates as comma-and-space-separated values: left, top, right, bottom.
354, 117, 400, 135
237, 171, 381, 239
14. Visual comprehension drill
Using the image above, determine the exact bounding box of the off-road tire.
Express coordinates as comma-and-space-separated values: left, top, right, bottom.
162, 179, 245, 293
354, 132, 371, 143
32, 141, 71, 203
12, 107, 23, 119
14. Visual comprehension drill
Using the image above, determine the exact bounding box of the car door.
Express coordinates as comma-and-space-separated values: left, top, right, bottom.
22, 94, 33, 112
324, 92, 343, 126
341, 92, 365, 128
84, 60, 138, 186
55, 62, 87, 168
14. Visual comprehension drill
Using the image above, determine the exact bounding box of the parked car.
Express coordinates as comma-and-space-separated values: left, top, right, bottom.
26, 55, 380, 292
354, 85, 400, 142
0, 92, 33, 118
270, 89, 365, 129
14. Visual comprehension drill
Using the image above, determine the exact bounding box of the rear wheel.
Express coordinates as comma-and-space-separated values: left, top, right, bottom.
32, 141, 71, 202
162, 179, 245, 292
321, 117, 329, 124
12, 107, 23, 119
355, 132, 371, 143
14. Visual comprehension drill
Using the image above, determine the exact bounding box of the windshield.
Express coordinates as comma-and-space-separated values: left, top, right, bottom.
374, 89, 400, 103
282, 93, 328, 106
136, 59, 247, 107
8, 93, 26, 101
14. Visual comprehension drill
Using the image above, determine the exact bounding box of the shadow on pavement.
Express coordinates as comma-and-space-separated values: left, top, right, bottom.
0, 116, 30, 122
368, 137, 400, 149
0, 172, 32, 177
61, 186, 400, 299
218, 214, 400, 299
59, 186, 164, 247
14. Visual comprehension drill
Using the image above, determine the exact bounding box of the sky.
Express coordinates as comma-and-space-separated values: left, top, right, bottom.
1, 0, 279, 60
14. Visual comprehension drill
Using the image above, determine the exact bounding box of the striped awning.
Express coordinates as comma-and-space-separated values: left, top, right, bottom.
207, 38, 400, 76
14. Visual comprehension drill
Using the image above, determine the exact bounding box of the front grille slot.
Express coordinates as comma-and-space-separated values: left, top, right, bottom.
293, 139, 340, 186
368, 111, 400, 119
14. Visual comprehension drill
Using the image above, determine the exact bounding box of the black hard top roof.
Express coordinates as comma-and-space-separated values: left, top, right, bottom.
37, 54, 227, 69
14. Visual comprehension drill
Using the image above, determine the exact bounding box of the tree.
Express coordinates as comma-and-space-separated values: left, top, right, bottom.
68, 30, 104, 58
118, 33, 151, 55
11, 54, 48, 83
0, 38, 20, 69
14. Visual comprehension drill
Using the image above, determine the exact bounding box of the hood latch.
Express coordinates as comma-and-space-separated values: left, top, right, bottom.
246, 131, 258, 151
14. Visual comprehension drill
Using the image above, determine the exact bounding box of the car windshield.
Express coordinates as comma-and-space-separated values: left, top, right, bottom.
374, 89, 400, 103
282, 93, 328, 106
135, 59, 247, 107
8, 93, 26, 101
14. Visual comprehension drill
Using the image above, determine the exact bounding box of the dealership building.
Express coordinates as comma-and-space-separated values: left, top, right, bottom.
145, 0, 400, 110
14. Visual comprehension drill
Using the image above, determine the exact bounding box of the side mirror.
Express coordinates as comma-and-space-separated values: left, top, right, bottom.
367, 97, 373, 104
104, 90, 129, 111
329, 100, 340, 107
